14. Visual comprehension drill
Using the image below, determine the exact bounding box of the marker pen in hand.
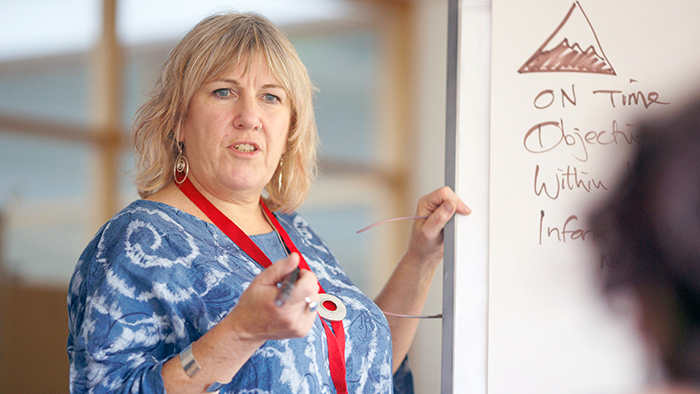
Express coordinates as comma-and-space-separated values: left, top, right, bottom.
275, 266, 300, 307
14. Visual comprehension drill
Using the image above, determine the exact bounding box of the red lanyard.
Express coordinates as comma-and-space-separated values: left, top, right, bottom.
178, 178, 348, 394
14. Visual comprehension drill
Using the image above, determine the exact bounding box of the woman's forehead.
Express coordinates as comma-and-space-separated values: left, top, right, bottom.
205, 52, 287, 88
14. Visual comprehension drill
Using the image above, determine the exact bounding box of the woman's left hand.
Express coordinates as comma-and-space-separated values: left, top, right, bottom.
376, 186, 470, 372
406, 186, 471, 265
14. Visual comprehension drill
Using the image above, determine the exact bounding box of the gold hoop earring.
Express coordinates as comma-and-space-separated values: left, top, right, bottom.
174, 141, 189, 185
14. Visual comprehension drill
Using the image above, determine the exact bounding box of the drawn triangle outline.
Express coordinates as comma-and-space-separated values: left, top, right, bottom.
518, 1, 616, 75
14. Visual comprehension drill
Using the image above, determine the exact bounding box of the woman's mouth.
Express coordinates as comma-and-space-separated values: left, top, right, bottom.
233, 143, 257, 153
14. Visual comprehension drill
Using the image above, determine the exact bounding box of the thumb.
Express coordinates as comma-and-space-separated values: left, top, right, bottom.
262, 253, 300, 285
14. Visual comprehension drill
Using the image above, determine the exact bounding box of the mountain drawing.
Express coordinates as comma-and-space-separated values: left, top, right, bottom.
519, 1, 615, 75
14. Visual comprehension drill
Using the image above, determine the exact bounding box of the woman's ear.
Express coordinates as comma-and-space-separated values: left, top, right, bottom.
174, 122, 185, 144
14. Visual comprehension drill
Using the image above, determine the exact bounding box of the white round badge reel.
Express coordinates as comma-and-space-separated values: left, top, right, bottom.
317, 294, 346, 321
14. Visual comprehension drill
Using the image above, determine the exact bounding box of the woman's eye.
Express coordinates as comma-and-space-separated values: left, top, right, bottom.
263, 93, 280, 104
213, 88, 231, 98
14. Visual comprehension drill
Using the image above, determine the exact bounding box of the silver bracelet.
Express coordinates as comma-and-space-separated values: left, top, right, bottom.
179, 344, 201, 377
179, 344, 227, 392
206, 381, 226, 392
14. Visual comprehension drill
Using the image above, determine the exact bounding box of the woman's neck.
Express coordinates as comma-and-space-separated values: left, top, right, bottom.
147, 180, 274, 235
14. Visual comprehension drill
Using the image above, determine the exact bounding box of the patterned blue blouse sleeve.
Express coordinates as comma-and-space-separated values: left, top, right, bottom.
67, 209, 200, 394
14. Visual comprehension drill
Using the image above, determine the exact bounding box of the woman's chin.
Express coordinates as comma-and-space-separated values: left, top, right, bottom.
221, 175, 270, 196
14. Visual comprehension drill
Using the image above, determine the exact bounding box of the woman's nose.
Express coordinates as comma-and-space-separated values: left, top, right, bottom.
234, 96, 261, 131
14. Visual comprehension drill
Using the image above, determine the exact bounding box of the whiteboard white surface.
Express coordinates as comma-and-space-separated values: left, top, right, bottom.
445, 1, 700, 393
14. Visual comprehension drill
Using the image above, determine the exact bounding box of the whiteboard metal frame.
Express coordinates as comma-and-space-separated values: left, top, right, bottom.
441, 0, 460, 390
442, 1, 492, 393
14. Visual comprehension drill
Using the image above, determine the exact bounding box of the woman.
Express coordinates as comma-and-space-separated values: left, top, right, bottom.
590, 98, 700, 393
67, 12, 470, 394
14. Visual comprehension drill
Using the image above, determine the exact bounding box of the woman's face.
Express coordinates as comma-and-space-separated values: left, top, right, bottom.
181, 55, 291, 202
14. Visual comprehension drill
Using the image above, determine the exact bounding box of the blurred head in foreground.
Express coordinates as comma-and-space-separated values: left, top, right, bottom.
591, 99, 700, 386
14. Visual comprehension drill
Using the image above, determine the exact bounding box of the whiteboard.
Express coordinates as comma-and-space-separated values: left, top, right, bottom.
443, 1, 700, 393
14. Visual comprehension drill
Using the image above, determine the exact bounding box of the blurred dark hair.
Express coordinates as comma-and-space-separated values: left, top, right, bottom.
590, 98, 700, 382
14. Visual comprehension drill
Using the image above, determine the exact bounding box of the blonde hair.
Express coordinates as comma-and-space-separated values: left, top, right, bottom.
131, 12, 317, 212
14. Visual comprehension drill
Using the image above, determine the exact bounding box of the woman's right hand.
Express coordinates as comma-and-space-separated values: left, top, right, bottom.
163, 253, 320, 393
225, 253, 320, 341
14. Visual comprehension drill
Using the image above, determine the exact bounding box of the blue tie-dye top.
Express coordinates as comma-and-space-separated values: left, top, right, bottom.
67, 199, 413, 394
